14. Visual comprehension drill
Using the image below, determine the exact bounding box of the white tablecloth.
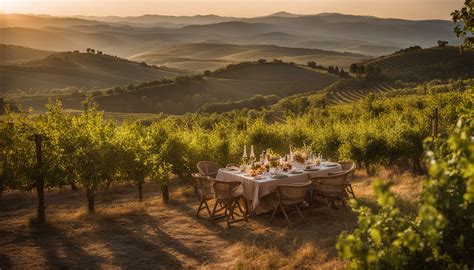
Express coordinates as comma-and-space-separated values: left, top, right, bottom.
216, 164, 342, 214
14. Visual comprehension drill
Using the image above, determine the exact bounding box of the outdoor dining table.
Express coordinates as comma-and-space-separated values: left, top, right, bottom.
216, 163, 343, 214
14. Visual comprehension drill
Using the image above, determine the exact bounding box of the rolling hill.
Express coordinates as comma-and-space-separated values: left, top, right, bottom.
15, 62, 338, 114
324, 47, 474, 104
129, 43, 369, 72
0, 51, 187, 93
364, 46, 474, 82
0, 44, 54, 64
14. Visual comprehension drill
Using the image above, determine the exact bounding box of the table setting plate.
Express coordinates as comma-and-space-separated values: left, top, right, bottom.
324, 163, 338, 167
271, 175, 289, 179
289, 170, 303, 174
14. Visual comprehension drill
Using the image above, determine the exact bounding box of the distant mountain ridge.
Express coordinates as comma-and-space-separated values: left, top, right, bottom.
0, 12, 459, 57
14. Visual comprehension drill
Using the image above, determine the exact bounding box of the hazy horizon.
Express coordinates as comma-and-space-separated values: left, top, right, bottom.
0, 0, 463, 20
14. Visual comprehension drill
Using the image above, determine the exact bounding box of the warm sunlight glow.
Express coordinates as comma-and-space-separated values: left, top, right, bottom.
1, 0, 463, 19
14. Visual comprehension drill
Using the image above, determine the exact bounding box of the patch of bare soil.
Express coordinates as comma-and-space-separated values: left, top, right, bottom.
0, 170, 422, 269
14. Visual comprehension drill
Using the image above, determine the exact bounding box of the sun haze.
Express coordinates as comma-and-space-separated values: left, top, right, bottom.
0, 0, 463, 19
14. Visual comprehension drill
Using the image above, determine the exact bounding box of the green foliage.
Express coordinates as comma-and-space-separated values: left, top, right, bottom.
452, 0, 474, 49
198, 94, 280, 114
114, 121, 149, 183
148, 161, 173, 188
0, 113, 36, 192
337, 99, 474, 268
69, 102, 118, 191
1, 90, 471, 215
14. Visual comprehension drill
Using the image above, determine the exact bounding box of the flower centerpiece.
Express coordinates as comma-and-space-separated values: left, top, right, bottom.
292, 150, 307, 164
264, 149, 279, 167
269, 157, 280, 168
249, 162, 266, 176
282, 162, 292, 172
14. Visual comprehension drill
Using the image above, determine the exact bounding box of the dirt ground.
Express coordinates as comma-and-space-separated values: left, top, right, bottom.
0, 170, 421, 269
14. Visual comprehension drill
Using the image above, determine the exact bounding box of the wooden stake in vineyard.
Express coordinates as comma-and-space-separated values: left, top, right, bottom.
432, 108, 439, 138
33, 134, 46, 224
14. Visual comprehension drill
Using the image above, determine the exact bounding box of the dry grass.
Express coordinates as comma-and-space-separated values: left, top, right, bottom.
0, 168, 423, 269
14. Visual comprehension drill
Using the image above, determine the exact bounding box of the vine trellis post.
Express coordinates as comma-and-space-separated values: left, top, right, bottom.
33, 134, 46, 224
432, 108, 439, 138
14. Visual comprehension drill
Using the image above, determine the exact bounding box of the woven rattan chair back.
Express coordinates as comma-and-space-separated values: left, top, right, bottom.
310, 173, 347, 198
276, 182, 311, 205
213, 180, 242, 200
191, 173, 214, 199
197, 161, 221, 178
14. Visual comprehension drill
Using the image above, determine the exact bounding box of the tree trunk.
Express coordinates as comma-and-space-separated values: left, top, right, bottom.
71, 182, 78, 191
105, 180, 112, 191
364, 161, 371, 176
413, 158, 424, 175
161, 184, 169, 204
34, 135, 46, 224
138, 181, 143, 202
86, 188, 95, 214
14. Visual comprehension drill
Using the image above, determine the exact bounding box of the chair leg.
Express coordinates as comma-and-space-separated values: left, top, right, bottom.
196, 199, 205, 218
204, 199, 212, 217
270, 205, 278, 224
325, 198, 335, 217
347, 184, 356, 199
280, 204, 292, 228
226, 200, 235, 228
211, 200, 220, 224
296, 204, 306, 223
236, 198, 248, 222
341, 198, 349, 210
230, 201, 238, 221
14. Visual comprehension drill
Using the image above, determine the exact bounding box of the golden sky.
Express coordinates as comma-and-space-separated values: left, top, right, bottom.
0, 0, 463, 19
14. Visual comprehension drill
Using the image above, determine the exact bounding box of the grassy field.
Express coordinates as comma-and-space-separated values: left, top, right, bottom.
0, 168, 422, 269
129, 43, 369, 72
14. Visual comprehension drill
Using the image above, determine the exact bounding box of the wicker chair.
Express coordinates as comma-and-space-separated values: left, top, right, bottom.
197, 161, 222, 179
270, 182, 312, 227
310, 173, 349, 215
338, 161, 356, 198
191, 173, 217, 221
212, 179, 248, 228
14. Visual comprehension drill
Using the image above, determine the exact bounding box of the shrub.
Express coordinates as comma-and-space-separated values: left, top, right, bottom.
337, 100, 474, 268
